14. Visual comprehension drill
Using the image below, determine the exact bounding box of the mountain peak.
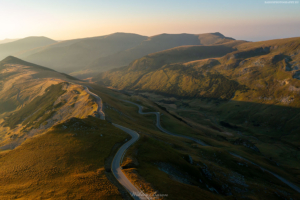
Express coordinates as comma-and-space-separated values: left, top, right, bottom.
211, 32, 225, 37
0, 56, 55, 71
0, 56, 23, 64
13, 36, 56, 43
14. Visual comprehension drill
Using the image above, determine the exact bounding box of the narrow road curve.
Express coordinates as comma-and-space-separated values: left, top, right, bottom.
122, 100, 208, 146
84, 86, 148, 200
111, 124, 149, 200
84, 86, 105, 120
123, 100, 300, 194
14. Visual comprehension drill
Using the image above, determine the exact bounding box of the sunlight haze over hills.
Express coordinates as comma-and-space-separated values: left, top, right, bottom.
1, 1, 300, 199
0, 0, 299, 41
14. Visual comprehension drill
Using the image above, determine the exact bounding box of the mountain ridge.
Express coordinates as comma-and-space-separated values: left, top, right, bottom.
0, 37, 57, 60
15, 32, 235, 78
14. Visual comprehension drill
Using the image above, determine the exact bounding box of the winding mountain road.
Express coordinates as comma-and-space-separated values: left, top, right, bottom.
122, 100, 208, 146
123, 100, 300, 194
111, 124, 149, 200
85, 87, 148, 200
86, 85, 300, 195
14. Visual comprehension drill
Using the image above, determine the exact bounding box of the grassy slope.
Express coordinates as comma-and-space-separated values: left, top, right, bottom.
0, 56, 56, 72
81, 83, 300, 200
95, 38, 300, 101
0, 56, 56, 116
3, 83, 66, 129
95, 42, 246, 98
0, 56, 99, 149
94, 38, 300, 134
1, 52, 299, 199
0, 117, 128, 200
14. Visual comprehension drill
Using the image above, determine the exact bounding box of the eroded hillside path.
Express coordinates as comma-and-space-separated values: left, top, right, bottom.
85, 86, 148, 200
123, 100, 300, 194
84, 86, 105, 120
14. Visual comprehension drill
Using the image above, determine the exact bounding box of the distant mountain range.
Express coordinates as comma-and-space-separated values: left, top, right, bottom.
0, 37, 57, 60
9, 32, 233, 78
0, 38, 19, 44
0, 32, 235, 78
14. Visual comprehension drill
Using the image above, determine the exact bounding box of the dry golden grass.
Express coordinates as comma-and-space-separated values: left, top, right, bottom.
0, 117, 127, 200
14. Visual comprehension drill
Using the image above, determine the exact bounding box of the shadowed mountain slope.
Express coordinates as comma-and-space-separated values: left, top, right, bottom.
94, 37, 300, 136
84, 32, 235, 76
18, 32, 235, 78
95, 37, 300, 101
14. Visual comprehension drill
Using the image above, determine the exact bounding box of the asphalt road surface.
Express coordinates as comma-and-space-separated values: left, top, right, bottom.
123, 99, 300, 194
84, 86, 148, 199
111, 124, 149, 200
122, 100, 208, 146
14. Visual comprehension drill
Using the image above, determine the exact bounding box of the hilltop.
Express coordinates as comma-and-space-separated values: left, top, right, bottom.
0, 56, 96, 149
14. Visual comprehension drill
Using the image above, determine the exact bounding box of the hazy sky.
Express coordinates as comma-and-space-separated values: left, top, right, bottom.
0, 0, 299, 41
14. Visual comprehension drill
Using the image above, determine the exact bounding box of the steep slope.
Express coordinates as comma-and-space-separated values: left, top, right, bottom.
95, 37, 300, 102
94, 40, 245, 98
19, 33, 147, 75
85, 32, 235, 76
0, 117, 127, 199
0, 37, 57, 60
0, 56, 99, 149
